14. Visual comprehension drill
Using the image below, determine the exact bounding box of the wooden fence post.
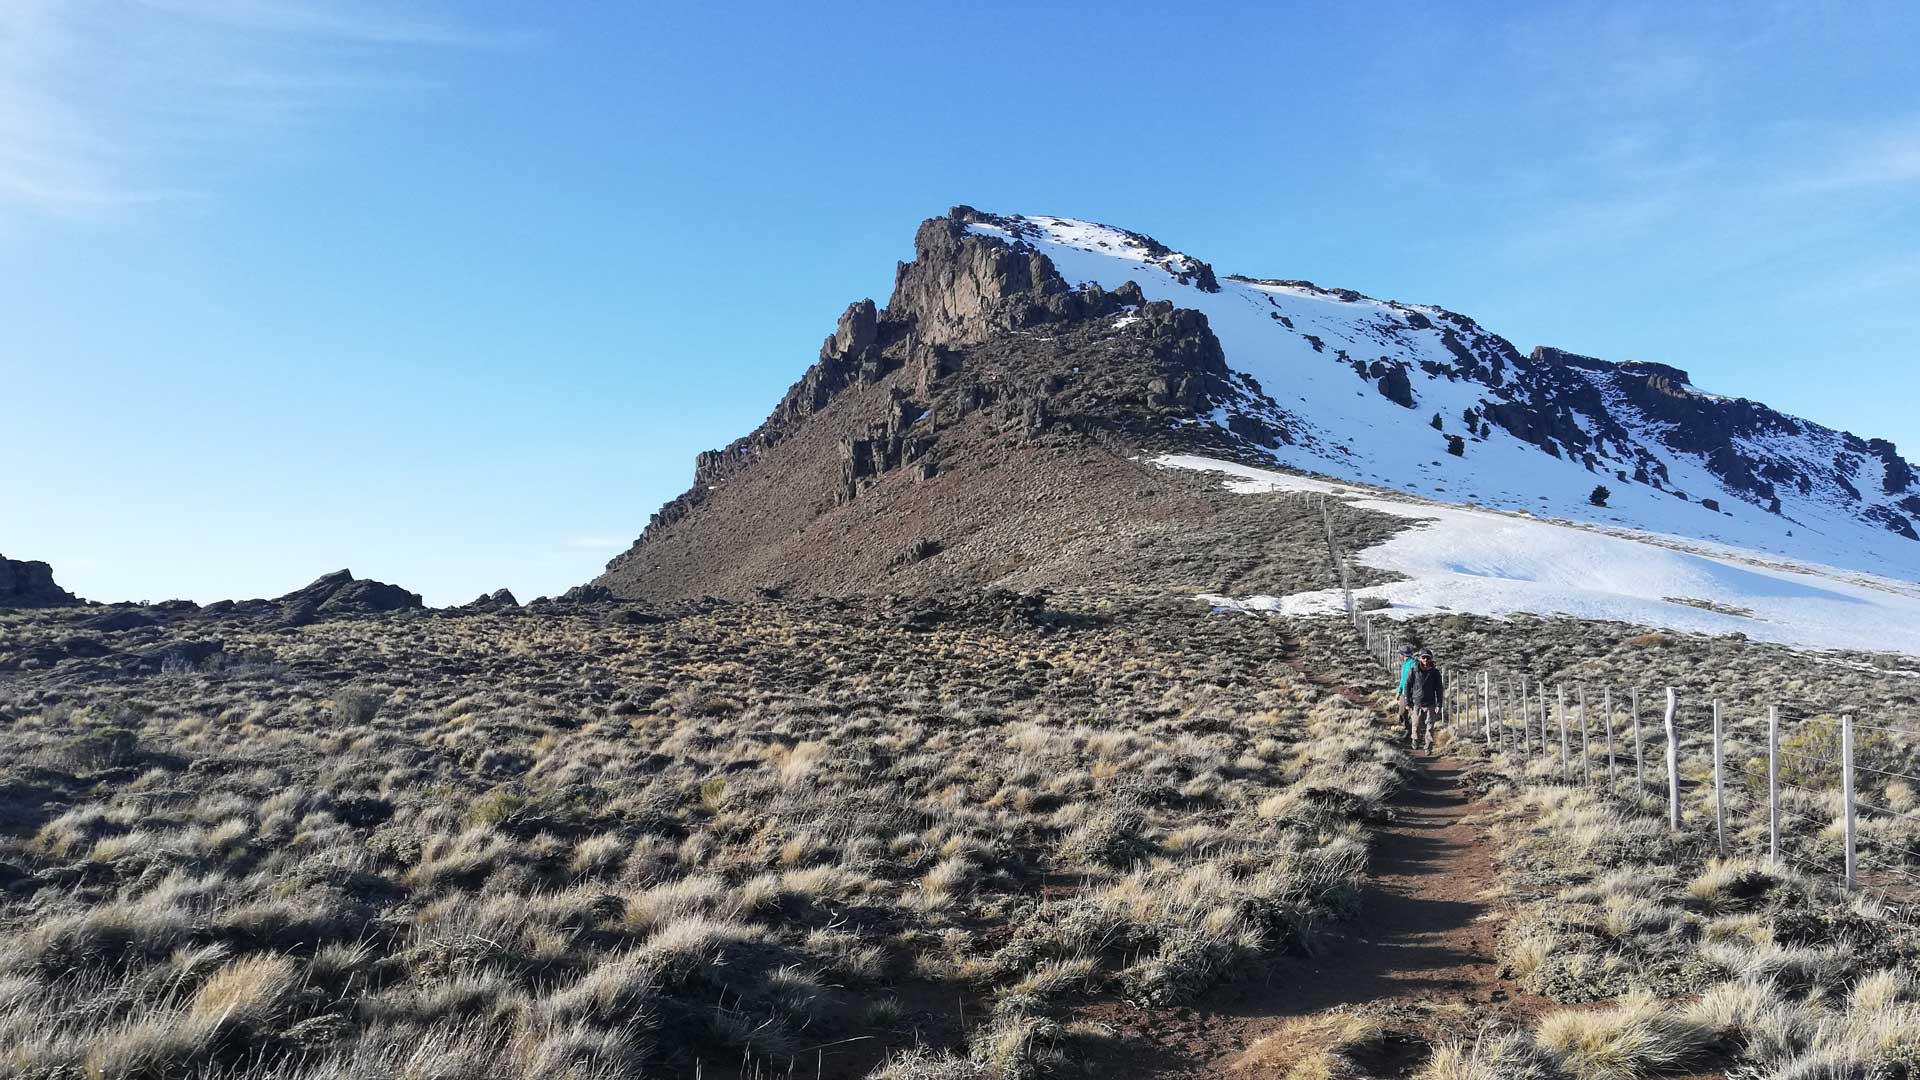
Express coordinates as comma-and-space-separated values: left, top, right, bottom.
1493, 678, 1504, 750
1580, 685, 1592, 786
1482, 670, 1493, 750
1522, 679, 1532, 757
1604, 687, 1616, 785
1712, 699, 1726, 857
1557, 686, 1570, 780
1664, 688, 1681, 832
1539, 690, 1550, 763
1516, 677, 1526, 755
1842, 714, 1857, 891
1633, 688, 1645, 789
1767, 705, 1780, 867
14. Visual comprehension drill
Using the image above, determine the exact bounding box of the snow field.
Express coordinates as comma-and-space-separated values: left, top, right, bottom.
1158, 454, 1920, 657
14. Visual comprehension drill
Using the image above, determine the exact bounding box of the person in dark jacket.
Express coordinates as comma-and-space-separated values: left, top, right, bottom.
1406, 649, 1444, 752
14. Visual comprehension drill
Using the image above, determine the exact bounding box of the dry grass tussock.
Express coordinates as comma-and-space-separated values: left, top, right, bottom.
1231, 1008, 1393, 1080
0, 593, 1403, 1078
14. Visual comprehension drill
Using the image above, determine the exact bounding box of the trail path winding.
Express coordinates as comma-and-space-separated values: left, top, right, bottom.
1082, 756, 1546, 1076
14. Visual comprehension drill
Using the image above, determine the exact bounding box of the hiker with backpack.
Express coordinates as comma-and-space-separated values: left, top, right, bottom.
1405, 648, 1444, 753
1395, 645, 1415, 736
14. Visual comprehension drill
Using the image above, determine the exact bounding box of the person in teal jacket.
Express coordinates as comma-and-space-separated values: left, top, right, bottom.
1395, 645, 1416, 744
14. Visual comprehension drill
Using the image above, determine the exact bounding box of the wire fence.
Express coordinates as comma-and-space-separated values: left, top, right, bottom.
1303, 492, 1920, 911
1371, 627, 1920, 910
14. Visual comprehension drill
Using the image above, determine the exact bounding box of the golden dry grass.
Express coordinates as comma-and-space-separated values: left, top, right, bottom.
0, 594, 1404, 1079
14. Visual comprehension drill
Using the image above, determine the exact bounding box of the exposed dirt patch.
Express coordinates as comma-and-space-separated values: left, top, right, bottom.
1071, 755, 1551, 1076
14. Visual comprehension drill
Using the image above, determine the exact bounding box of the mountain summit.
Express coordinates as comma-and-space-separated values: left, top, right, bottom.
594, 207, 1919, 601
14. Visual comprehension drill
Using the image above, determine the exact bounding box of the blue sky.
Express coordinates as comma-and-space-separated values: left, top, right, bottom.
4, 1, 1917, 607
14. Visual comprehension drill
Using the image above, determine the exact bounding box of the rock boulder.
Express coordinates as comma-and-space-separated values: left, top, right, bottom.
0, 556, 81, 608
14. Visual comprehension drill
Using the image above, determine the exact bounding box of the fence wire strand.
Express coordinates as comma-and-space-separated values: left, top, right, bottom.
1449, 669, 1919, 906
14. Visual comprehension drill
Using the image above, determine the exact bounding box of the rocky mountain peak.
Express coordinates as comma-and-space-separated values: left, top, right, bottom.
591, 205, 1920, 600
885, 207, 1065, 347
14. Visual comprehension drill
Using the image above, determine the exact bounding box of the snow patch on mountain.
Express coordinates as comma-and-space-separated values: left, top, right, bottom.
966, 214, 1920, 585
1160, 454, 1920, 656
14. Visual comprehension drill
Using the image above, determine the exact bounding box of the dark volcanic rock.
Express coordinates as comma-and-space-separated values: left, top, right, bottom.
58, 636, 112, 658
462, 588, 520, 611
0, 556, 80, 608
278, 568, 420, 611
79, 609, 157, 633
127, 638, 225, 674
889, 208, 1067, 348
270, 571, 423, 627
1368, 360, 1416, 409
1870, 438, 1913, 495
279, 570, 423, 614
829, 298, 878, 359
2, 634, 113, 669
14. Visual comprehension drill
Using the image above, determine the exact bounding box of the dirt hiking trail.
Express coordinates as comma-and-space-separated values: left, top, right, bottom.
1082, 755, 1550, 1076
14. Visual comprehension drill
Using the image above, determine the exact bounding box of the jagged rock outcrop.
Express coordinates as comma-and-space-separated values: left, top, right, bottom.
886, 207, 1226, 352
554, 584, 616, 605
888, 210, 1070, 347
840, 390, 934, 503
269, 570, 423, 627
461, 588, 519, 611
0, 556, 80, 608
278, 570, 422, 614
1367, 360, 1415, 408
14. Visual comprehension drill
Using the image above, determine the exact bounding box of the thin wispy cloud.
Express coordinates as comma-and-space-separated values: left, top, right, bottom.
135, 0, 534, 50
0, 0, 524, 219
1482, 6, 1920, 258
1787, 123, 1920, 193
1497, 115, 1920, 261
1498, 5, 1776, 114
